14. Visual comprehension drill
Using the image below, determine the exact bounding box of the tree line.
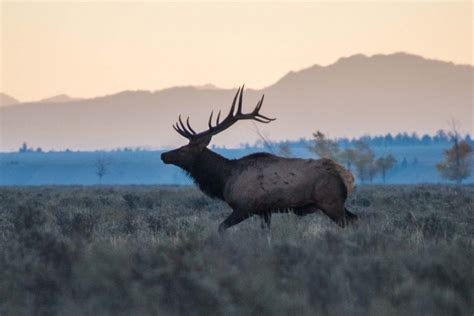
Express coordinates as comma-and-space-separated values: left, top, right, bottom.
305, 131, 397, 183
19, 130, 474, 155
300, 129, 472, 184
256, 130, 473, 150
16, 128, 473, 184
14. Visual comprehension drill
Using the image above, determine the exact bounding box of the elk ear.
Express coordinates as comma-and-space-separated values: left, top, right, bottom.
190, 135, 212, 150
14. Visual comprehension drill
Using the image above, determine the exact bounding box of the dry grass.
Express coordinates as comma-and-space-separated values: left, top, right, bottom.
0, 185, 473, 315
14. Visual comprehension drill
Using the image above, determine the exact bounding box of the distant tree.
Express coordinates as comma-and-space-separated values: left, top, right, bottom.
308, 131, 340, 160
421, 134, 432, 145
401, 157, 408, 168
367, 162, 380, 183
401, 132, 411, 145
18, 142, 31, 153
374, 135, 386, 146
338, 137, 350, 147
437, 142, 472, 183
436, 122, 473, 184
384, 133, 394, 146
376, 154, 397, 183
410, 132, 419, 144
95, 155, 111, 184
339, 148, 357, 171
35, 147, 43, 153
434, 129, 449, 143
465, 134, 473, 144
394, 133, 404, 145
360, 135, 373, 144
352, 141, 375, 183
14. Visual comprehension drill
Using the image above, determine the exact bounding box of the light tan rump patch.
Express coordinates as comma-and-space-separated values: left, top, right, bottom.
333, 162, 356, 195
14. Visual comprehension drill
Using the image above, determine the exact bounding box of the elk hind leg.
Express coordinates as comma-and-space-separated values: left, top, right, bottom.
345, 207, 358, 224
218, 210, 251, 234
316, 198, 352, 228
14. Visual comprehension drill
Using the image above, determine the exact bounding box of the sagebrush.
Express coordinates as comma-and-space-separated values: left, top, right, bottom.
0, 185, 472, 315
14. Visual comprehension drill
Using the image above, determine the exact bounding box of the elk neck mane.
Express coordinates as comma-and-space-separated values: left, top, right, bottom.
186, 148, 233, 199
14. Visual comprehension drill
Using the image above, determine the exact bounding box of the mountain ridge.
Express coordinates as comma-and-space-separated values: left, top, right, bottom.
1, 52, 472, 151
0, 93, 20, 107
39, 94, 82, 103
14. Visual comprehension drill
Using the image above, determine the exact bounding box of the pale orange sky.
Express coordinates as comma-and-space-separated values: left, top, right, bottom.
1, 1, 472, 102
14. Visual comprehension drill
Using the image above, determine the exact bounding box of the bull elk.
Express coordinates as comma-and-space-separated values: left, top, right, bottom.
161, 86, 358, 233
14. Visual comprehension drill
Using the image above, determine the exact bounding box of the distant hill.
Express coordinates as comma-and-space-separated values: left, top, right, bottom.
0, 93, 19, 107
0, 93, 80, 107
1, 52, 472, 151
38, 94, 82, 103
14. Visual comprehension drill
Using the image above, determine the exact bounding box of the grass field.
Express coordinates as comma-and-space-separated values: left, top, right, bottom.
0, 185, 473, 315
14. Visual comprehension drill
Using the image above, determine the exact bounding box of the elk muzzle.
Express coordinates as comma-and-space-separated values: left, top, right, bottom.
161, 151, 173, 164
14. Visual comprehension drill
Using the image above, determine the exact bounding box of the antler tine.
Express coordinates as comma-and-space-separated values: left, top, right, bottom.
178, 115, 187, 132
173, 123, 190, 139
177, 115, 196, 138
216, 110, 221, 125
253, 117, 272, 123
227, 86, 241, 118
237, 84, 244, 114
257, 115, 275, 123
208, 111, 214, 129
255, 95, 264, 112
248, 94, 275, 123
186, 117, 196, 135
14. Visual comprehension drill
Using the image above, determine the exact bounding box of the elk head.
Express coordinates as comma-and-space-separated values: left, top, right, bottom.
161, 86, 275, 170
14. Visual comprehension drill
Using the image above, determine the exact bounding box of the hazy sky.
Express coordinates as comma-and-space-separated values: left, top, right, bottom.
1, 1, 472, 102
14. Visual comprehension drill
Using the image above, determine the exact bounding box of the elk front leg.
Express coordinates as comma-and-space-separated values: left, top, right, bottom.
260, 212, 272, 230
218, 210, 251, 234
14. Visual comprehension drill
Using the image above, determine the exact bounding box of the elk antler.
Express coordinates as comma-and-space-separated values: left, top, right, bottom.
173, 85, 275, 141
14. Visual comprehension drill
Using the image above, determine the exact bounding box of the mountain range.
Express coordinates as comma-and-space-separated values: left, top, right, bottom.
0, 93, 81, 106
38, 94, 83, 104
0, 93, 19, 107
1, 52, 472, 151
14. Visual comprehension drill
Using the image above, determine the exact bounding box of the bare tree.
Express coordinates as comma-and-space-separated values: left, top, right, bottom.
376, 154, 397, 183
308, 131, 340, 160
339, 148, 357, 171
352, 141, 374, 183
95, 154, 111, 184
252, 122, 275, 154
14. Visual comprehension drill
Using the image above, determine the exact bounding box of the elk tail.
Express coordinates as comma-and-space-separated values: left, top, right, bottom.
333, 162, 356, 196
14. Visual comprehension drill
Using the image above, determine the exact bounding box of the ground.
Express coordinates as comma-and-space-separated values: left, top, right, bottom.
0, 185, 473, 315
